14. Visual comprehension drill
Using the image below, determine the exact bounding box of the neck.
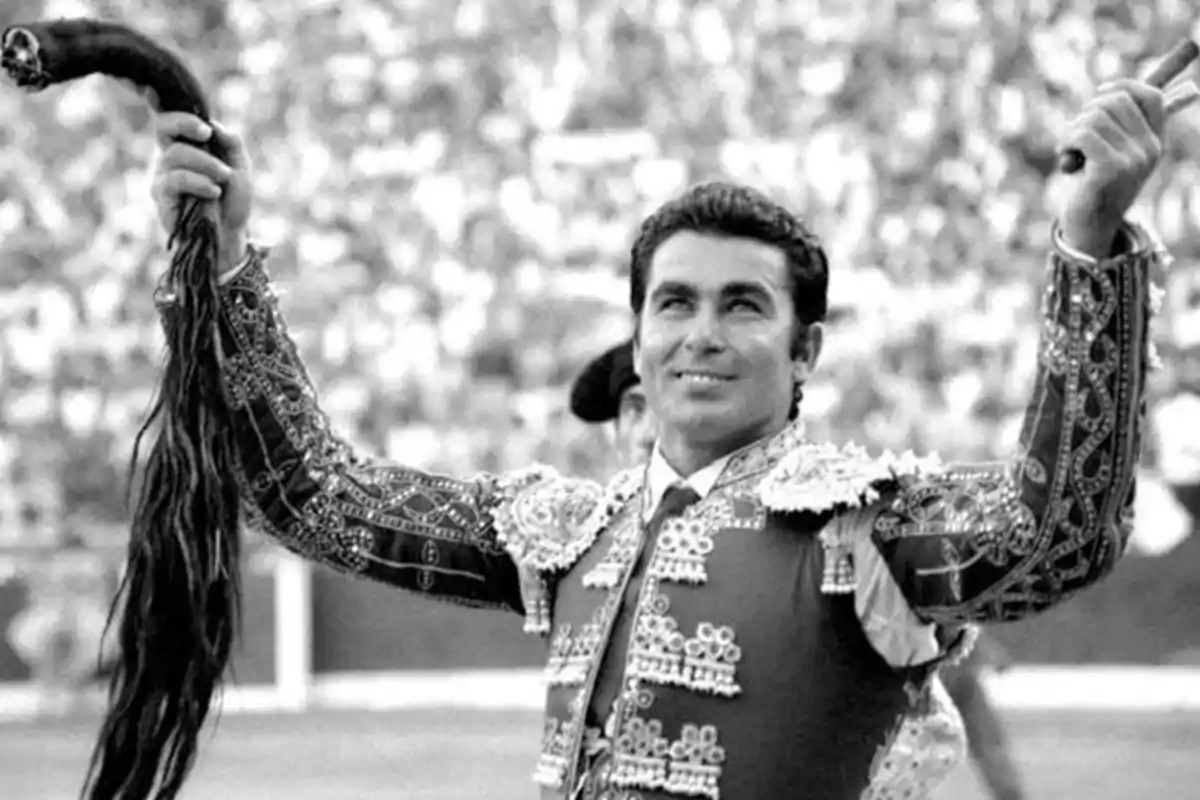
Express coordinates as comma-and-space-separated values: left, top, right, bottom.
658, 421, 785, 478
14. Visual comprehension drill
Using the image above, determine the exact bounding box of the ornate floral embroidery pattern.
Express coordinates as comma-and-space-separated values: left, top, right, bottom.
583, 499, 644, 590
218, 258, 558, 614
626, 589, 686, 687
494, 468, 641, 633
535, 691, 587, 789
605, 686, 727, 800
595, 485, 771, 799
649, 502, 734, 585
759, 442, 940, 516
757, 442, 941, 596
868, 240, 1155, 625
536, 510, 646, 793
491, 469, 606, 574
666, 724, 726, 797
626, 589, 743, 698
545, 605, 611, 688
861, 679, 966, 799
682, 623, 742, 697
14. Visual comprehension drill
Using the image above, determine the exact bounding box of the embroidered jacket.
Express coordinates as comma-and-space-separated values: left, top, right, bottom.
196, 222, 1160, 798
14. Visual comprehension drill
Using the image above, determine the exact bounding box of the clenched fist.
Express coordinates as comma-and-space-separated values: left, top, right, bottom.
151, 112, 254, 273
1055, 51, 1199, 258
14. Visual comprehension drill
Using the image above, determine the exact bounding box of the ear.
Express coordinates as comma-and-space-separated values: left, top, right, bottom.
792, 322, 825, 384
603, 421, 620, 450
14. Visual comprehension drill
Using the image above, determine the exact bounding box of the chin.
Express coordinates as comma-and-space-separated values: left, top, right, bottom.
667, 406, 785, 448
667, 413, 740, 445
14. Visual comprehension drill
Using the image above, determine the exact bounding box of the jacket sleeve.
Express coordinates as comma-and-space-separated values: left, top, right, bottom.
861, 221, 1160, 628
182, 244, 602, 632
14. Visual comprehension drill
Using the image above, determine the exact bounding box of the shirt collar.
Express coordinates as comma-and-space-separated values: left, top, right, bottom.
643, 444, 732, 519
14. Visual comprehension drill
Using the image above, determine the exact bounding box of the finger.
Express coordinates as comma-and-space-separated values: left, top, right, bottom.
160, 142, 234, 183
1165, 82, 1200, 116
1105, 91, 1161, 143
1144, 40, 1200, 90
1064, 106, 1127, 153
209, 120, 249, 171
158, 171, 222, 202
153, 112, 213, 148
1094, 79, 1165, 134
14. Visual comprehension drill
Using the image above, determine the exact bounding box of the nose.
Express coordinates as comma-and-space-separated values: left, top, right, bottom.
683, 304, 726, 354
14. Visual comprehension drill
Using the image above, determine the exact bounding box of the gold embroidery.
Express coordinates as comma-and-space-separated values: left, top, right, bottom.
514, 568, 553, 635
583, 502, 643, 590
862, 679, 966, 799
598, 484, 758, 798
818, 521, 856, 595
216, 256, 550, 618
756, 443, 941, 596
491, 470, 606, 575
717, 421, 808, 485
545, 625, 575, 684
610, 687, 670, 789
758, 442, 941, 516
494, 468, 641, 633
682, 623, 742, 698
607, 686, 726, 800
535, 691, 588, 789
627, 589, 687, 687
722, 494, 768, 533
665, 724, 726, 798
649, 502, 734, 584
534, 716, 571, 788
626, 587, 743, 697
545, 606, 610, 688
867, 231, 1156, 625
537, 497, 647, 792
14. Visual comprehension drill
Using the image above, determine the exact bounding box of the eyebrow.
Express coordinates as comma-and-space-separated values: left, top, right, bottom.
648, 280, 774, 303
723, 282, 774, 303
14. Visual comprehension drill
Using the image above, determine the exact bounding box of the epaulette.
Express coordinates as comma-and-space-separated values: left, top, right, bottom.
757, 443, 943, 595
491, 465, 643, 635
492, 464, 644, 576
757, 442, 942, 515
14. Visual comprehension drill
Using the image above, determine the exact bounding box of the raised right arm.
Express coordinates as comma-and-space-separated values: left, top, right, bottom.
164, 243, 602, 629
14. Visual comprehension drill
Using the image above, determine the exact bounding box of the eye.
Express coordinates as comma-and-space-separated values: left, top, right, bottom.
727, 297, 760, 312
658, 296, 689, 312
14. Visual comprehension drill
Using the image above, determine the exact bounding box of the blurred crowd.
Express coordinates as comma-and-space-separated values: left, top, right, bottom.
1, 0, 1199, 693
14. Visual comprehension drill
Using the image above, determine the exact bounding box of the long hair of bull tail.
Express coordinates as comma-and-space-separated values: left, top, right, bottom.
2, 19, 244, 800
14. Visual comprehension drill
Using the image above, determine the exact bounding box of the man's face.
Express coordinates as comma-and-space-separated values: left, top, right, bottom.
634, 231, 821, 452
613, 383, 657, 469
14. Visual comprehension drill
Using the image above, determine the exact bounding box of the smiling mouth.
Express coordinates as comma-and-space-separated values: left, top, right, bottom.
675, 370, 734, 384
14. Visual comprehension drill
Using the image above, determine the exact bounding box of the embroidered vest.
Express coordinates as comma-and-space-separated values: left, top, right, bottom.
533, 439, 937, 799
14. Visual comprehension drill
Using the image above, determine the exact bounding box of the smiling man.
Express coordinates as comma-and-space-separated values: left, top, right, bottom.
571, 334, 1028, 800
87, 67, 1188, 800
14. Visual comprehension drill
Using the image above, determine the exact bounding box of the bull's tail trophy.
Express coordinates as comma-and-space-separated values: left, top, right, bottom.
2, 19, 243, 799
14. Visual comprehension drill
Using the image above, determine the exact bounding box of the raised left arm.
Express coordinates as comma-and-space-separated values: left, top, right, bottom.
867, 222, 1160, 626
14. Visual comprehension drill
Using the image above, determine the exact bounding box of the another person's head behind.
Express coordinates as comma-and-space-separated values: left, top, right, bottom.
570, 341, 657, 471
628, 182, 830, 474
612, 381, 656, 470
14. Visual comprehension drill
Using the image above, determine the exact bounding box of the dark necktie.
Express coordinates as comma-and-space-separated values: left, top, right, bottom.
646, 482, 702, 534
586, 481, 702, 728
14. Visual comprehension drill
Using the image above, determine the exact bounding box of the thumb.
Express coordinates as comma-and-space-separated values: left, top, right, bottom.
209, 120, 249, 171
